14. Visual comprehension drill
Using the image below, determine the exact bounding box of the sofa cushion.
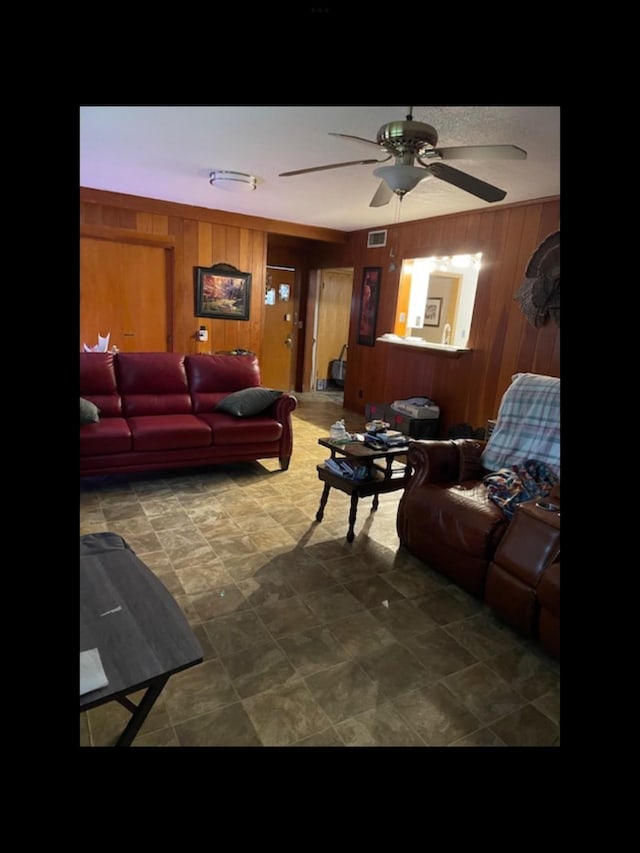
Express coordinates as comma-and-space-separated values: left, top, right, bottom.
117, 353, 193, 417
79, 352, 122, 417
186, 354, 263, 414
127, 415, 212, 452
80, 397, 100, 424
198, 412, 283, 444
79, 418, 133, 456
214, 387, 282, 417
481, 372, 560, 477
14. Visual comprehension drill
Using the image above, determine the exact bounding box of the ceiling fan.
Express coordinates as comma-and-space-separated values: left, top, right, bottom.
279, 108, 527, 208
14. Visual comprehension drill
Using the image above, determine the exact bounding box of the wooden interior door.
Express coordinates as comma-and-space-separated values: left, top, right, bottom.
80, 238, 170, 352
260, 267, 296, 390
315, 269, 352, 389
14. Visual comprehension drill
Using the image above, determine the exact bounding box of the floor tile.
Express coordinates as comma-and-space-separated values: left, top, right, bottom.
235, 570, 297, 607
403, 627, 478, 680
254, 596, 321, 638
174, 561, 234, 595
174, 702, 262, 747
392, 683, 482, 746
203, 610, 272, 656
162, 659, 239, 724
290, 727, 344, 746
325, 610, 396, 658
414, 588, 482, 625
277, 625, 349, 677
277, 559, 337, 595
442, 662, 527, 725
484, 647, 560, 701
335, 701, 425, 746
368, 599, 439, 641
342, 575, 406, 609
532, 685, 560, 725
489, 704, 560, 746
80, 394, 560, 747
133, 727, 180, 747
189, 585, 249, 621
243, 681, 332, 746
381, 567, 444, 599
450, 728, 507, 746
221, 640, 297, 699
302, 585, 366, 621
304, 660, 380, 724
357, 642, 433, 699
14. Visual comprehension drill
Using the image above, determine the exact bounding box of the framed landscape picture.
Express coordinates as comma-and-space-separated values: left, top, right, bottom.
195, 263, 251, 320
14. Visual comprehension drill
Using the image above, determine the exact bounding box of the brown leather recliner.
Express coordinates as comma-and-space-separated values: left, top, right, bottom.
397, 437, 508, 598
484, 492, 560, 655
537, 560, 560, 657
396, 372, 560, 654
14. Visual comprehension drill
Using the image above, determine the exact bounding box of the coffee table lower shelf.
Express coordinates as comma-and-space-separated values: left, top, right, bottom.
315, 463, 408, 542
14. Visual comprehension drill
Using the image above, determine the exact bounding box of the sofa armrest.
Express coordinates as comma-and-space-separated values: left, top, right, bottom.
270, 393, 297, 470
269, 392, 297, 421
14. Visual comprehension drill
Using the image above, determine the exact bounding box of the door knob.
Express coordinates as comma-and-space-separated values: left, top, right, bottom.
285, 336, 292, 347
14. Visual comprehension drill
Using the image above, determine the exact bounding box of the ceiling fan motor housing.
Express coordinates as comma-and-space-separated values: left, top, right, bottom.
376, 120, 439, 156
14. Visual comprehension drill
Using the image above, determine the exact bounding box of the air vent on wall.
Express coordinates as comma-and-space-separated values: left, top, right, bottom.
367, 229, 387, 248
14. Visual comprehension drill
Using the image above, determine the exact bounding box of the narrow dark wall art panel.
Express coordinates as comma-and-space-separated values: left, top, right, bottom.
357, 267, 381, 346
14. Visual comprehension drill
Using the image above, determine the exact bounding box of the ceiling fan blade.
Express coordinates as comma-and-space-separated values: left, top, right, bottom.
279, 156, 390, 177
329, 132, 381, 149
431, 144, 527, 161
427, 162, 507, 203
369, 180, 394, 208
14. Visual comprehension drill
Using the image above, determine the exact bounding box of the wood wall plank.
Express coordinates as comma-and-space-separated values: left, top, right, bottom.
80, 188, 559, 436
343, 197, 560, 434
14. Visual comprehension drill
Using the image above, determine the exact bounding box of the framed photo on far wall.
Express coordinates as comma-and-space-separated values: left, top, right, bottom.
424, 297, 442, 327
195, 263, 251, 320
357, 266, 381, 346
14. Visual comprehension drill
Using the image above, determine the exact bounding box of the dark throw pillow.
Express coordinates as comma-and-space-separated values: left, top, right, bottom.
214, 387, 282, 417
80, 397, 100, 424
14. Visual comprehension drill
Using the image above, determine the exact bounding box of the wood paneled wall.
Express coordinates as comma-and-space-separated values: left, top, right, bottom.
80, 188, 559, 437
337, 197, 560, 435
80, 189, 347, 360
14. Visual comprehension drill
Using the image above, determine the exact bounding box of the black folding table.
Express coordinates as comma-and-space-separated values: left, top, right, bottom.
80, 532, 203, 747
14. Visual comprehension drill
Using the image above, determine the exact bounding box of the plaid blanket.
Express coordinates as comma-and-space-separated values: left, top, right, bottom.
484, 459, 558, 519
481, 373, 560, 478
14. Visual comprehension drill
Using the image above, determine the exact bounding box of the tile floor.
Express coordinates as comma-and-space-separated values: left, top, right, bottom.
79, 391, 560, 747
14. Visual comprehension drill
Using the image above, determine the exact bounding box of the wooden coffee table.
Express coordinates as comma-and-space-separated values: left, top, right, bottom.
80, 532, 203, 747
315, 436, 412, 542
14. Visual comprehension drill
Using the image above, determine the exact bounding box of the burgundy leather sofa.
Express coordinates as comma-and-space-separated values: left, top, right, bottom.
80, 352, 297, 477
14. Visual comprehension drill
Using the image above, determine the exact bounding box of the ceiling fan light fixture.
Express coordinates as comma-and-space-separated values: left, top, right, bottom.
373, 164, 429, 196
209, 171, 257, 192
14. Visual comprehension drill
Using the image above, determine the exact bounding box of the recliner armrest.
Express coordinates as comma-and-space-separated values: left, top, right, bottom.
407, 440, 466, 488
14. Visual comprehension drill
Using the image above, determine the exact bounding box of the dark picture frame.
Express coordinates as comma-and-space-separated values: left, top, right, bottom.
424, 296, 442, 327
194, 263, 251, 320
357, 266, 381, 346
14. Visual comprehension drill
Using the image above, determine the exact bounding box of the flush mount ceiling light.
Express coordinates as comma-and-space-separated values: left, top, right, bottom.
209, 171, 257, 192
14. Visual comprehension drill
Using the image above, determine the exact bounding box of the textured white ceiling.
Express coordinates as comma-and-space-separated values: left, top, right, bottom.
80, 105, 560, 233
